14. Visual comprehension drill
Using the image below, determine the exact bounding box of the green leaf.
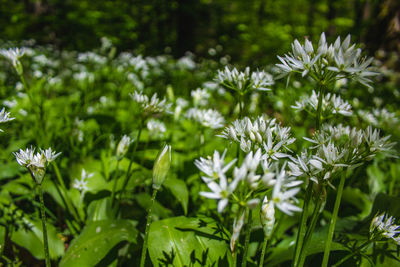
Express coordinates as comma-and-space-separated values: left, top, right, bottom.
267, 228, 347, 265
163, 177, 189, 214
135, 193, 173, 219
86, 197, 115, 222
11, 218, 65, 260
59, 220, 138, 267
148, 216, 231, 266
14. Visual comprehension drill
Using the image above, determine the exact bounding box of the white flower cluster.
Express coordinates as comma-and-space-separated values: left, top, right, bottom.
215, 66, 274, 93
276, 33, 377, 86
130, 91, 171, 115
147, 119, 167, 138
370, 213, 400, 245
358, 108, 399, 129
195, 149, 303, 216
219, 115, 295, 158
0, 108, 15, 131
191, 88, 210, 107
292, 90, 352, 117
186, 108, 225, 129
14, 147, 61, 184
294, 124, 395, 184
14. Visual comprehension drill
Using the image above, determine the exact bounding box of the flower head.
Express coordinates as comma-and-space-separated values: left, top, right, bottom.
370, 213, 400, 245
187, 108, 225, 129
14, 146, 61, 184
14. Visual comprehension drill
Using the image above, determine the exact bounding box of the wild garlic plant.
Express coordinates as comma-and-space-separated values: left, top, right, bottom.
275, 33, 395, 267
195, 145, 303, 266
216, 66, 274, 117
13, 147, 61, 267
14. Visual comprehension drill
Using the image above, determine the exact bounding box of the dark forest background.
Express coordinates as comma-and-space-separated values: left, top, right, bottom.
0, 0, 399, 65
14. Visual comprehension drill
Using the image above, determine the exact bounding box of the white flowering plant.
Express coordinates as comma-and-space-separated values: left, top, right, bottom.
0, 33, 399, 267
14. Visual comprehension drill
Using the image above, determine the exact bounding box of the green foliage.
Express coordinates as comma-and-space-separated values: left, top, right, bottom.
148, 216, 231, 266
59, 220, 138, 267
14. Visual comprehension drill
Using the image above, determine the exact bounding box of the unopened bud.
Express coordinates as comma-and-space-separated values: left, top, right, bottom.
261, 196, 275, 238
152, 144, 171, 189
116, 135, 133, 160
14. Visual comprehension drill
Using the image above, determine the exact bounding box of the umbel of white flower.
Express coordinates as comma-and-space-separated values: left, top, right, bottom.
370, 213, 400, 245
216, 66, 274, 94
290, 124, 395, 185
129, 91, 171, 115
186, 108, 225, 129
218, 115, 295, 157
292, 90, 352, 117
0, 108, 15, 132
73, 168, 94, 206
14, 147, 61, 184
0, 47, 26, 75
276, 33, 377, 87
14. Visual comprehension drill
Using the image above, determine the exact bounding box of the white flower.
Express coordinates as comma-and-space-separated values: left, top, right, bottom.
219, 115, 295, 157
216, 66, 273, 93
14, 146, 61, 184
0, 108, 14, 131
191, 88, 210, 107
276, 33, 377, 86
0, 48, 26, 73
370, 213, 400, 245
186, 108, 225, 129
292, 90, 352, 117
230, 210, 246, 252
73, 168, 94, 206
147, 119, 166, 138
271, 164, 302, 215
116, 135, 133, 159
130, 91, 171, 115
195, 150, 236, 183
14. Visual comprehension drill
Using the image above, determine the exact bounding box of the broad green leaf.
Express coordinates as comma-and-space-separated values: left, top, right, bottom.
342, 187, 372, 218
59, 220, 138, 267
86, 197, 115, 222
163, 177, 189, 214
11, 218, 65, 260
148, 216, 231, 266
267, 227, 347, 265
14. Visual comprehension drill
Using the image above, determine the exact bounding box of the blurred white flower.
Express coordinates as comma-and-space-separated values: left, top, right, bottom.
130, 91, 171, 115
147, 119, 166, 138
187, 108, 225, 129
370, 213, 400, 245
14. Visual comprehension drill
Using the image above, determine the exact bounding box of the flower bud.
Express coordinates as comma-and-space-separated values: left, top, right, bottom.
261, 196, 275, 238
116, 135, 132, 160
152, 144, 171, 190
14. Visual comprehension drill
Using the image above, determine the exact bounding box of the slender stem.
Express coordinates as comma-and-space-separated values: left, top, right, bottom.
332, 240, 371, 267
140, 189, 158, 267
111, 160, 121, 207
38, 185, 51, 267
322, 173, 346, 267
52, 163, 81, 224
119, 119, 144, 202
233, 251, 238, 267
315, 83, 325, 131
241, 209, 252, 267
297, 198, 322, 267
292, 183, 313, 267
259, 237, 268, 267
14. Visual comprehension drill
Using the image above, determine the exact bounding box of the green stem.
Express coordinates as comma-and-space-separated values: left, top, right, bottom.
111, 160, 121, 207
331, 240, 370, 267
241, 209, 252, 267
297, 197, 323, 267
140, 189, 158, 267
315, 83, 325, 131
259, 237, 268, 267
119, 119, 144, 203
292, 183, 313, 267
52, 163, 81, 224
38, 185, 51, 267
322, 173, 346, 267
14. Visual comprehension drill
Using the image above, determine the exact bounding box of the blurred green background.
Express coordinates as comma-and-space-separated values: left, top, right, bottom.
1, 0, 399, 65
